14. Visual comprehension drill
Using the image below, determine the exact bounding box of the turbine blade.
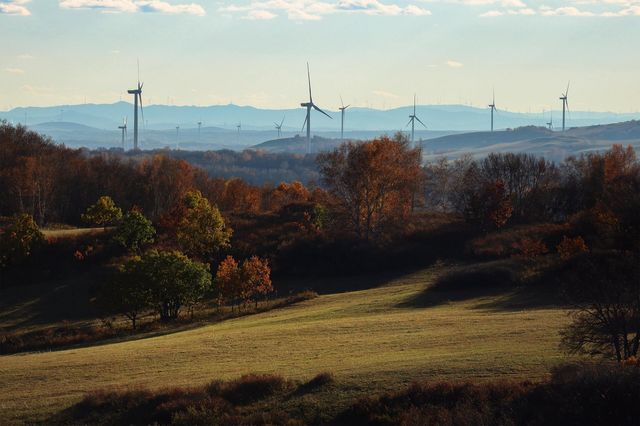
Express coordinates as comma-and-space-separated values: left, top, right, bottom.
139, 93, 145, 125
301, 114, 308, 132
280, 116, 285, 127
415, 116, 427, 128
307, 62, 312, 103
405, 117, 413, 128
566, 81, 570, 97
340, 95, 344, 108
313, 104, 332, 119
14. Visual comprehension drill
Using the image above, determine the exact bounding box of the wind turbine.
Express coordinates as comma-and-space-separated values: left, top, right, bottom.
274, 116, 285, 138
197, 121, 202, 139
300, 62, 332, 154
488, 90, 497, 132
339, 96, 350, 142
406, 94, 426, 146
127, 62, 144, 150
118, 117, 127, 150
560, 82, 570, 132
547, 112, 554, 130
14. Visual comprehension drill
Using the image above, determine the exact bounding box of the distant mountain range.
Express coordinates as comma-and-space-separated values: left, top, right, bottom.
1, 103, 638, 158
0, 101, 638, 148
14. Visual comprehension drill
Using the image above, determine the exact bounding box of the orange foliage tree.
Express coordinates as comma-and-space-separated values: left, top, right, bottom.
214, 255, 273, 310
317, 135, 423, 241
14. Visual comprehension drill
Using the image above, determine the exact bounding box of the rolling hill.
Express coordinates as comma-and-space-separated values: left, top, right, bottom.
421, 121, 640, 161
0, 263, 570, 424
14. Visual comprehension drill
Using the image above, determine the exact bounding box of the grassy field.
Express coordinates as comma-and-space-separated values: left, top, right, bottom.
0, 264, 572, 424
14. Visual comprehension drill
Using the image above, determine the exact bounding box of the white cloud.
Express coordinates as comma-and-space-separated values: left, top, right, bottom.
219, 0, 431, 21
0, 0, 31, 16
5, 67, 25, 74
59, 0, 205, 15
243, 9, 277, 19
479, 9, 503, 16
451, 0, 640, 18
372, 90, 400, 98
540, 6, 595, 16
446, 60, 463, 68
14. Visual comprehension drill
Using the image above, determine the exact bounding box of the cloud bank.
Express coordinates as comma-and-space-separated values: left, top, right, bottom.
58, 0, 205, 15
219, 0, 431, 21
0, 0, 31, 16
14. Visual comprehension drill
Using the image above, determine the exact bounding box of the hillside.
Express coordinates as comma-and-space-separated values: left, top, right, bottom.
422, 121, 640, 161
0, 263, 570, 424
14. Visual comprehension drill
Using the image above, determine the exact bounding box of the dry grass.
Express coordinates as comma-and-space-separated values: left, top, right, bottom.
0, 263, 572, 424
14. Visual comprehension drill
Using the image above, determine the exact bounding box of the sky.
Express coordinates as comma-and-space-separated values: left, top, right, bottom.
1, 0, 639, 113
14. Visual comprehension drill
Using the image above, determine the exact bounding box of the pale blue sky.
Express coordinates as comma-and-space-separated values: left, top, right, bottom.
1, 0, 639, 112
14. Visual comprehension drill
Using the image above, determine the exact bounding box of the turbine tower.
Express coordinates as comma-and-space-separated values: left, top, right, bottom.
406, 94, 427, 147
274, 116, 285, 138
300, 62, 332, 154
118, 117, 127, 150
197, 121, 202, 139
560, 82, 570, 132
488, 90, 497, 132
339, 96, 350, 142
127, 64, 144, 150
547, 112, 554, 130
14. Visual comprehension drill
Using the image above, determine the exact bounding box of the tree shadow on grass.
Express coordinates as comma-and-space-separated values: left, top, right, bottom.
396, 260, 563, 311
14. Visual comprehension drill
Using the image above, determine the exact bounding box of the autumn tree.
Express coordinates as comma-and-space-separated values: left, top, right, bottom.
241, 256, 273, 308
0, 214, 45, 288
317, 135, 422, 241
214, 255, 241, 309
176, 191, 232, 260
463, 179, 514, 230
214, 255, 273, 310
113, 209, 156, 253
81, 196, 123, 229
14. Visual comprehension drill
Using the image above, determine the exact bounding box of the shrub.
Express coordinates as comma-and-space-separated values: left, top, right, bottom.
217, 374, 288, 405
556, 235, 588, 259
511, 237, 549, 262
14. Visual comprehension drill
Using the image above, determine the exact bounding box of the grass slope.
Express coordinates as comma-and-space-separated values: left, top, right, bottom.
0, 264, 571, 424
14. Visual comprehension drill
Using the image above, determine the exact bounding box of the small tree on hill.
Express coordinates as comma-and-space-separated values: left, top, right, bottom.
215, 255, 242, 310
214, 255, 273, 310
82, 196, 123, 229
176, 191, 232, 260
101, 264, 151, 330
113, 209, 155, 253
561, 253, 640, 362
108, 250, 211, 323
143, 250, 211, 321
241, 256, 273, 308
